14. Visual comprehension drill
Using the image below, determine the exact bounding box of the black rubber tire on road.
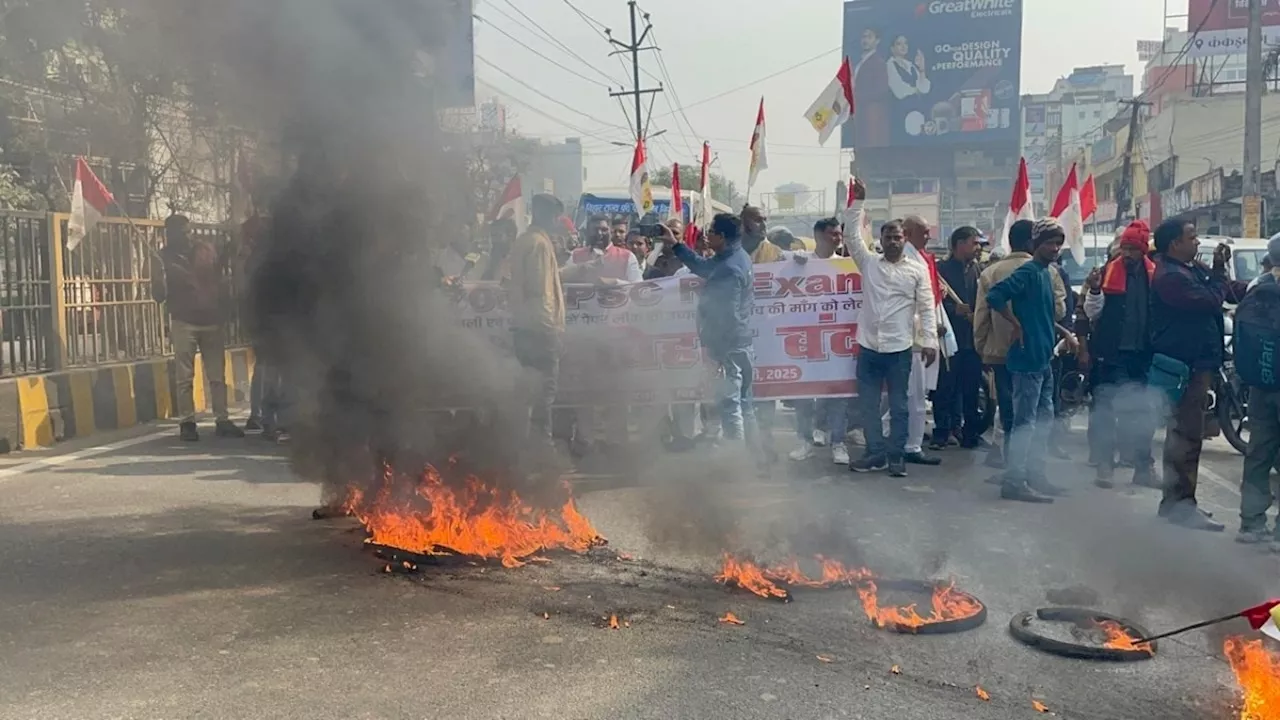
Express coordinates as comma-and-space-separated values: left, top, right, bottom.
1008, 607, 1158, 662
1218, 382, 1249, 455
868, 579, 988, 635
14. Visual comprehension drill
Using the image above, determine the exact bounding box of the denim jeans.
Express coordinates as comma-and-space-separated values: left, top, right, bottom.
1005, 366, 1055, 486
1242, 387, 1280, 535
512, 329, 562, 441
717, 348, 758, 444
857, 348, 912, 460
794, 398, 851, 445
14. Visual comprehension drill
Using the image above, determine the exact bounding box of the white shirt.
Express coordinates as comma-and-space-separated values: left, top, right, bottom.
842, 201, 938, 354
563, 246, 644, 283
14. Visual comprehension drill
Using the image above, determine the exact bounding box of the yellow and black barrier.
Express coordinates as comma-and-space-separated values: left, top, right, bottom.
0, 348, 256, 450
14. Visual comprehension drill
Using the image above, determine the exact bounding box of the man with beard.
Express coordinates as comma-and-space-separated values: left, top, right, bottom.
1149, 220, 1248, 531
1083, 220, 1160, 490
986, 219, 1078, 504
843, 181, 939, 478
931, 226, 986, 450
562, 213, 642, 285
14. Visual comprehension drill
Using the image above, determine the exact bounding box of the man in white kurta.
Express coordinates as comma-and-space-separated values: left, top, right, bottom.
901, 216, 956, 465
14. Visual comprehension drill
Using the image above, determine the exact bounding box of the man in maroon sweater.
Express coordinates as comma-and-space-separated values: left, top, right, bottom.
158, 214, 244, 441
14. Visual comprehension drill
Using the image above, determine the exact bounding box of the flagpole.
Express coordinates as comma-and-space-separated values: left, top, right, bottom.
1129, 611, 1245, 645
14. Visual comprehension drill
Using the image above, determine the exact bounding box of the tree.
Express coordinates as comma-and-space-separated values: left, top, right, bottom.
652, 165, 744, 209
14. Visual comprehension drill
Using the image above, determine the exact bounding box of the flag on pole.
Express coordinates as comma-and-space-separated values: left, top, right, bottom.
695, 142, 711, 227
1080, 173, 1098, 221
996, 157, 1035, 255
68, 157, 115, 251
669, 163, 683, 222
1050, 163, 1086, 265
629, 138, 654, 218
747, 98, 768, 195
1242, 599, 1280, 642
804, 58, 855, 146
490, 174, 527, 234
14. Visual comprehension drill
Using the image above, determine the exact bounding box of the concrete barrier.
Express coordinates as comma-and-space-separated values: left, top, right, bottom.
0, 348, 255, 450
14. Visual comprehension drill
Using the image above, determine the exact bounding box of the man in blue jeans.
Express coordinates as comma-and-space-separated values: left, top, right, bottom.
843, 179, 939, 478
986, 218, 1078, 503
662, 214, 760, 453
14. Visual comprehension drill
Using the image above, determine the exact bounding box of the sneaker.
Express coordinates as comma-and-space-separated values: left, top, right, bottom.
179, 421, 199, 442
1094, 477, 1115, 489
849, 429, 866, 447
244, 417, 263, 432
812, 431, 829, 448
215, 420, 246, 438
1000, 483, 1055, 504
1236, 527, 1272, 545
850, 454, 889, 473
1166, 506, 1226, 532
888, 457, 908, 478
904, 451, 942, 466
832, 444, 850, 466
788, 443, 815, 461
927, 438, 950, 452
1131, 468, 1163, 490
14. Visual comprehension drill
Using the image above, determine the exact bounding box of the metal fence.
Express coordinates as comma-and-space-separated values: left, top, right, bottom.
0, 211, 247, 376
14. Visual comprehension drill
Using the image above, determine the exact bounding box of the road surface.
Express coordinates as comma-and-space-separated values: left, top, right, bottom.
0, 416, 1272, 720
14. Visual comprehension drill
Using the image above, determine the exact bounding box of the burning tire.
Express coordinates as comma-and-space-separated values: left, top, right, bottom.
861, 579, 988, 635
1009, 607, 1157, 662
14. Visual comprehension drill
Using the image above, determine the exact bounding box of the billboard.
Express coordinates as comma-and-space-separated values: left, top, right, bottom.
841, 0, 1023, 150
1183, 0, 1280, 57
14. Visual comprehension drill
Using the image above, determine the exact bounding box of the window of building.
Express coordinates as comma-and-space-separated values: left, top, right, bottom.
1093, 110, 1102, 118
965, 179, 983, 192
892, 178, 920, 194
867, 180, 891, 198
919, 179, 938, 193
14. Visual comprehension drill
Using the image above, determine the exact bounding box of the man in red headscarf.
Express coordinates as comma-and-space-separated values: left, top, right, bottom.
1082, 220, 1160, 490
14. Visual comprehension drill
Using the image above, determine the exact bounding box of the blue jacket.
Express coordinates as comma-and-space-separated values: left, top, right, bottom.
673, 241, 754, 361
986, 260, 1057, 373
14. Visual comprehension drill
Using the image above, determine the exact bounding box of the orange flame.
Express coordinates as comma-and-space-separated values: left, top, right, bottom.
718, 612, 746, 626
976, 686, 991, 701
608, 614, 620, 630
856, 579, 983, 630
344, 463, 605, 568
1225, 636, 1280, 720
1096, 620, 1153, 655
716, 554, 873, 598
1032, 699, 1050, 713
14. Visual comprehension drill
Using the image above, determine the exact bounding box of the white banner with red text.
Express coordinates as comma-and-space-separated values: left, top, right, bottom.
453, 258, 864, 405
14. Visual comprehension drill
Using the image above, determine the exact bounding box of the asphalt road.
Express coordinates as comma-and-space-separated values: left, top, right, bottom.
0, 416, 1274, 720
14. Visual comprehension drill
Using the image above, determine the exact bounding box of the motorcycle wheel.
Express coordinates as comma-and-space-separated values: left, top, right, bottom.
1219, 383, 1249, 454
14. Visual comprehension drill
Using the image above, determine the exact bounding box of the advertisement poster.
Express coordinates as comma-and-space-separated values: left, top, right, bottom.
453, 259, 865, 406
840, 0, 1023, 150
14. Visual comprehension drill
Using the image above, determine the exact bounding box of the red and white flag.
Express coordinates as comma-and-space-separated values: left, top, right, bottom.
68, 157, 114, 251
804, 58, 855, 146
490, 174, 527, 234
747, 98, 768, 194
1080, 173, 1099, 221
1050, 163, 1086, 264
668, 163, 683, 222
996, 157, 1035, 256
630, 138, 654, 218
1242, 599, 1280, 642
694, 142, 711, 229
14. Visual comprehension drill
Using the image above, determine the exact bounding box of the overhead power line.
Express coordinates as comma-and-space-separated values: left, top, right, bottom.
493, 0, 624, 86
476, 54, 631, 132
474, 14, 610, 89
476, 78, 624, 144
652, 46, 842, 118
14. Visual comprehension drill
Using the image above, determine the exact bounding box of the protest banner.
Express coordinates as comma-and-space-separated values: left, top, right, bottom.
452, 259, 864, 406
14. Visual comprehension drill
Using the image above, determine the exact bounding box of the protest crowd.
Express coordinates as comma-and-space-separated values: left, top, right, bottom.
176, 171, 1280, 553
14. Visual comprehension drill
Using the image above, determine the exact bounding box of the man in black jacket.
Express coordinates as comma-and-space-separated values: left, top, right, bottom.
931, 226, 985, 449
1149, 219, 1249, 531
1082, 220, 1159, 489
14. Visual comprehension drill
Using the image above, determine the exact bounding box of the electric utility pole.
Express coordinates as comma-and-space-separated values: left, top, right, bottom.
1243, 0, 1265, 238
607, 1, 663, 141
1115, 98, 1153, 226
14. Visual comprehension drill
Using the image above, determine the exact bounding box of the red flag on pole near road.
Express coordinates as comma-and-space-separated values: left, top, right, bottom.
996, 157, 1035, 255
669, 163, 683, 222
1242, 599, 1280, 641
1080, 173, 1098, 221
1050, 163, 1086, 264
490, 175, 527, 234
747, 98, 768, 196
804, 58, 855, 145
68, 157, 114, 251
629, 138, 654, 218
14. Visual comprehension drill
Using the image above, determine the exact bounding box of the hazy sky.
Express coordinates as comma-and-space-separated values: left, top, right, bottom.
474, 0, 1180, 202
